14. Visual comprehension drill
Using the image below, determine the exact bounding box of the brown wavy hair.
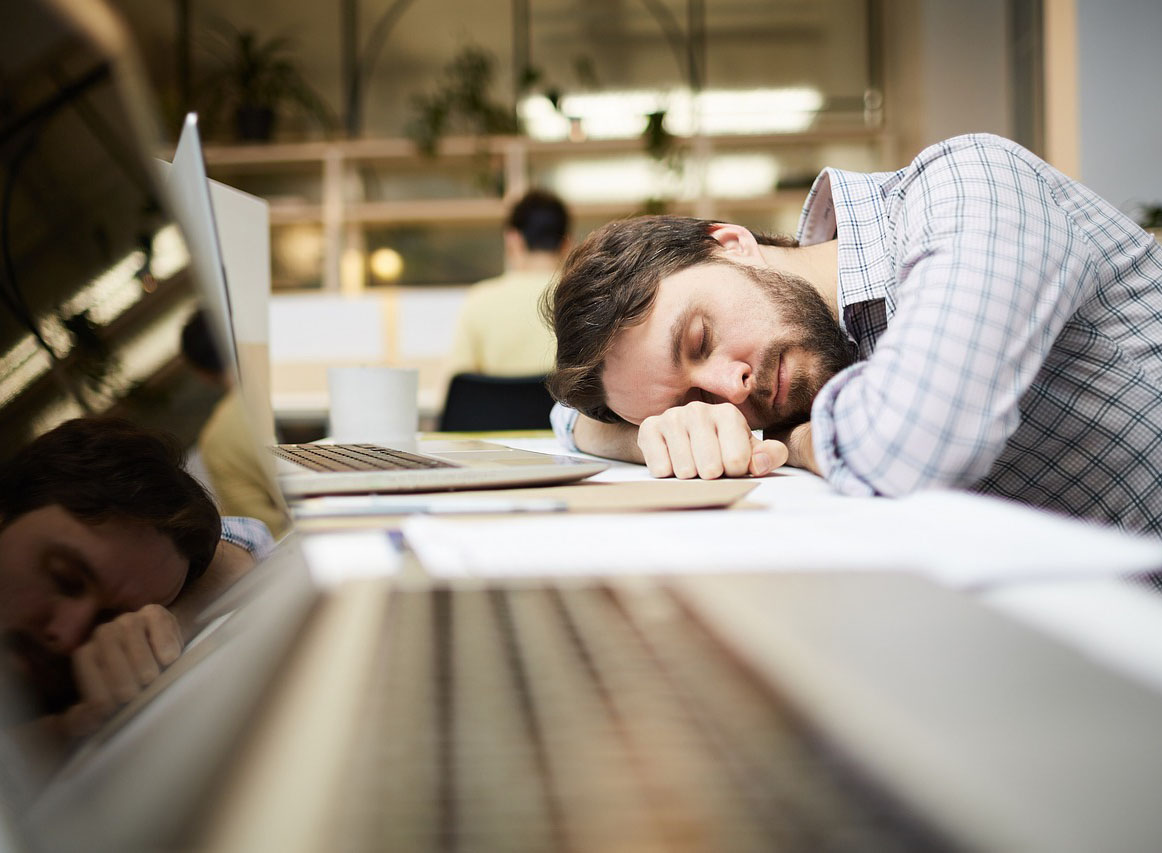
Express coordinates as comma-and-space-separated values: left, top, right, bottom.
0, 417, 221, 589
541, 215, 796, 422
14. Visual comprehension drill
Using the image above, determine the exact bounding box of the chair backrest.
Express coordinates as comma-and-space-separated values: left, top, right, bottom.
439, 373, 555, 432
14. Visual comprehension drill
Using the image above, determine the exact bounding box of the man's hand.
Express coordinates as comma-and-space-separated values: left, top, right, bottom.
638, 402, 789, 479
65, 604, 184, 736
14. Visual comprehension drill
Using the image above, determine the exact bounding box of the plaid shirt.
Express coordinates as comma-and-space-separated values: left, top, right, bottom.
802, 134, 1162, 536
221, 515, 275, 559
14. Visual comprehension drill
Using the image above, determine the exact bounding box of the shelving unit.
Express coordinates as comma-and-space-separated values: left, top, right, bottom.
201, 127, 888, 292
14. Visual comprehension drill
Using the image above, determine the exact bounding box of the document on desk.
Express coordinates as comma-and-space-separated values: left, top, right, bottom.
292, 480, 758, 519
402, 489, 1162, 588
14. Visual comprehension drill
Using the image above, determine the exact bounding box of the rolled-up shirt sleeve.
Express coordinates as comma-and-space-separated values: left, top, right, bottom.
811, 138, 1093, 497
550, 402, 580, 452
220, 515, 275, 560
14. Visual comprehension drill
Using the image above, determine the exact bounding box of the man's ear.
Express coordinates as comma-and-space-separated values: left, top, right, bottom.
706, 223, 763, 263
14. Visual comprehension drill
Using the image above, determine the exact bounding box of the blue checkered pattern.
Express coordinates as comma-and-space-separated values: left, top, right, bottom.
220, 515, 275, 559
803, 134, 1162, 536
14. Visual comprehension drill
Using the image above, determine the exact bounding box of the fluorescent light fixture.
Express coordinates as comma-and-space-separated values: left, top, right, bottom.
0, 223, 197, 406
552, 156, 684, 203
520, 87, 824, 141
550, 152, 779, 203
0, 337, 51, 408
60, 250, 146, 325
518, 95, 571, 141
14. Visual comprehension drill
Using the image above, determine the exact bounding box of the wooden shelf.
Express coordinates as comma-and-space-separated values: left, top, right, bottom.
199, 129, 882, 291
202, 127, 884, 170
266, 191, 811, 227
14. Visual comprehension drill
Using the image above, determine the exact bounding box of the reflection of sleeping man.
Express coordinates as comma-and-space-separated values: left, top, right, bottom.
0, 417, 269, 743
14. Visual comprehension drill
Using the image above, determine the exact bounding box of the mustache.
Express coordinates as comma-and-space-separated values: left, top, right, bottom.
744, 343, 782, 423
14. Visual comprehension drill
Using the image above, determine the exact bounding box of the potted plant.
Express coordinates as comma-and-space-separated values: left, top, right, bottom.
199, 26, 334, 142
406, 45, 518, 156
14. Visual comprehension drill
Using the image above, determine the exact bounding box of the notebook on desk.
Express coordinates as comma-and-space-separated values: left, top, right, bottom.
8, 3, 1162, 853
163, 113, 607, 498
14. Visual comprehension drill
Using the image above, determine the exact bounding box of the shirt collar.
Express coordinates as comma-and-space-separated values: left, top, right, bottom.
797, 167, 896, 317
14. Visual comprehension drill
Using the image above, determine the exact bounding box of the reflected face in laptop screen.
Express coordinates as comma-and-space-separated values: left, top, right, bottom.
0, 417, 225, 717
0, 507, 188, 713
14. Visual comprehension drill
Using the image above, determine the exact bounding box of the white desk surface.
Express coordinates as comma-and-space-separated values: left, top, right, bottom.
480, 436, 1162, 696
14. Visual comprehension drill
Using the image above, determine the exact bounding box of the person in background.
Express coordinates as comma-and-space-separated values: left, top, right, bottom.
0, 417, 270, 749
448, 189, 572, 377
180, 311, 290, 538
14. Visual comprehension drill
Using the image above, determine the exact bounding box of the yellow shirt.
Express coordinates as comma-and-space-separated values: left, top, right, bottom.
448, 270, 556, 376
198, 388, 291, 538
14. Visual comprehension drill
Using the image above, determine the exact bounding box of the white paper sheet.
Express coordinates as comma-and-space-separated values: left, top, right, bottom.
402, 489, 1162, 588
300, 530, 402, 586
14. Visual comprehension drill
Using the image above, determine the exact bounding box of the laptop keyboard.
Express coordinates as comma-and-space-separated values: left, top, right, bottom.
329, 585, 950, 852
271, 443, 457, 473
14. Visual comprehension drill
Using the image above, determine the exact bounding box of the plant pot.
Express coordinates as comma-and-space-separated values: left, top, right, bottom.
235, 105, 276, 141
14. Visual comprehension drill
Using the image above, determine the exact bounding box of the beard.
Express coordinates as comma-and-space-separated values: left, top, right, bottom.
737, 264, 856, 433
1, 629, 79, 720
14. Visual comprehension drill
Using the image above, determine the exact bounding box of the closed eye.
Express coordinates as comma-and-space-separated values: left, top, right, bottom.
697, 318, 713, 359
50, 570, 85, 598
46, 557, 87, 598
44, 548, 98, 599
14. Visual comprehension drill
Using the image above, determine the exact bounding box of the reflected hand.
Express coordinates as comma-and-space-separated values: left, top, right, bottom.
637, 401, 789, 479
64, 604, 184, 736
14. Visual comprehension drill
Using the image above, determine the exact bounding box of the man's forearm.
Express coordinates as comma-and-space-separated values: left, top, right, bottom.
573, 414, 645, 464
766, 421, 820, 476
169, 540, 256, 635
783, 422, 819, 475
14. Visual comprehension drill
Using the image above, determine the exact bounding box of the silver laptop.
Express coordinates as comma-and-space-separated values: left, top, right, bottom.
8, 3, 1162, 853
163, 113, 606, 497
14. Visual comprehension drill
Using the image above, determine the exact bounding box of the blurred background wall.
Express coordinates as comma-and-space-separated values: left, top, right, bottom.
16, 0, 1154, 437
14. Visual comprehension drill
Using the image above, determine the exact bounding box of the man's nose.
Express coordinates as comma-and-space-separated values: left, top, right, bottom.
695, 358, 752, 405
43, 598, 99, 655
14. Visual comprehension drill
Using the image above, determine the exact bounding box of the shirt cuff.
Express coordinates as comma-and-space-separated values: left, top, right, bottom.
220, 516, 275, 560
809, 365, 878, 497
550, 402, 580, 452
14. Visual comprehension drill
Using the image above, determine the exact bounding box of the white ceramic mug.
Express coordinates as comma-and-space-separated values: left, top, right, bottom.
327, 366, 419, 445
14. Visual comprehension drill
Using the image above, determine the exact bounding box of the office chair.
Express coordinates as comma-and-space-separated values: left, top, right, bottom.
438, 373, 556, 431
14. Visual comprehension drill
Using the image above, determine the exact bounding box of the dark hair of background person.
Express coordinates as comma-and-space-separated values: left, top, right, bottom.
541, 215, 797, 423
180, 310, 225, 376
0, 418, 221, 589
506, 189, 572, 252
